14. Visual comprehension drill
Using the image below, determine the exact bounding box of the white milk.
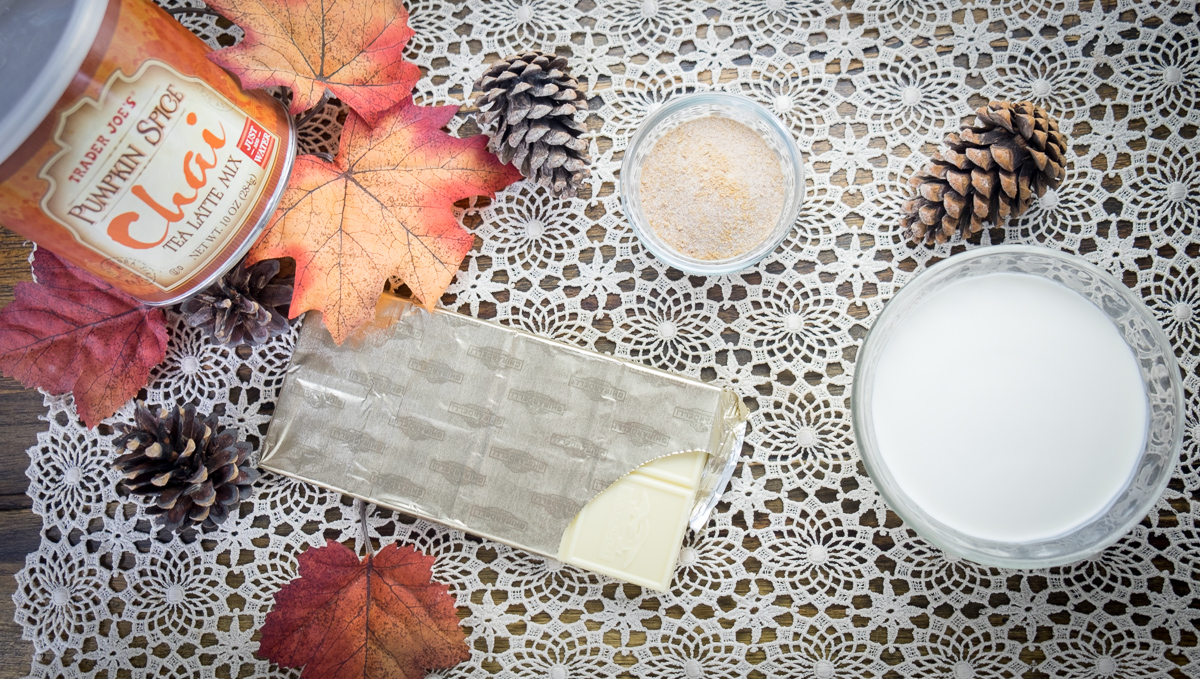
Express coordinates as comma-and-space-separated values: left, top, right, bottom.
870, 273, 1148, 543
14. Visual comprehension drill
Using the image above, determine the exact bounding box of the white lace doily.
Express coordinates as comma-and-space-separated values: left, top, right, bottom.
15, 1, 1200, 677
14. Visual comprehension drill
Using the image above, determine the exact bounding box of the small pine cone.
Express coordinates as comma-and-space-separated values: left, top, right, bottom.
180, 257, 292, 346
472, 51, 591, 197
902, 101, 1068, 245
113, 401, 260, 533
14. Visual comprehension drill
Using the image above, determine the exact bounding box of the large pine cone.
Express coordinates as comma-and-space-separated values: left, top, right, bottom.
180, 257, 292, 346
473, 51, 591, 197
902, 101, 1068, 244
113, 401, 259, 533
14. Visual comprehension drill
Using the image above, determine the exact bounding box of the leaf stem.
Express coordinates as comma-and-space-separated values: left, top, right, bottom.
358, 499, 374, 557
295, 90, 334, 131
165, 7, 223, 18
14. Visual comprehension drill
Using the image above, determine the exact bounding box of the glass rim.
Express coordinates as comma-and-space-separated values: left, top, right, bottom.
851, 244, 1185, 569
619, 92, 805, 276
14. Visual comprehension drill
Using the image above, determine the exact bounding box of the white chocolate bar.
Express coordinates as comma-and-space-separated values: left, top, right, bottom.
260, 297, 747, 589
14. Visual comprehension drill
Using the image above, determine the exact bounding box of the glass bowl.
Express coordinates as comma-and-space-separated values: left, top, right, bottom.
851, 245, 1184, 568
619, 92, 804, 275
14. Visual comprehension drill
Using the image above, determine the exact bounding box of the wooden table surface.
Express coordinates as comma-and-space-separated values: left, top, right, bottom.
0, 230, 49, 676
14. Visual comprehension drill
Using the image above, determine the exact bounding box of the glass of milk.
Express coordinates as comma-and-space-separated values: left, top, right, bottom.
852, 245, 1184, 568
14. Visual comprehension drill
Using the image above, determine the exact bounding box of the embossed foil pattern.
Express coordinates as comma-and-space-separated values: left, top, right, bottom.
13, 1, 1200, 677
261, 297, 741, 558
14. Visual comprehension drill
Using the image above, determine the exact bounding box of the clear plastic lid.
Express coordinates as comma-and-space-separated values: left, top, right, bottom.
0, 0, 108, 163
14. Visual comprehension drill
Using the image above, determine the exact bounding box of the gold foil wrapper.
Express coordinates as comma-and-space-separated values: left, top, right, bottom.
260, 297, 748, 563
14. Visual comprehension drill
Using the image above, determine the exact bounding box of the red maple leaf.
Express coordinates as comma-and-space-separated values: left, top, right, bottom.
206, 0, 420, 126
248, 97, 521, 344
258, 540, 469, 679
0, 250, 168, 428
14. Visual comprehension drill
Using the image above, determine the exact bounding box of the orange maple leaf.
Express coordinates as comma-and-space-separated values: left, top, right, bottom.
206, 0, 419, 126
258, 540, 469, 679
248, 98, 521, 344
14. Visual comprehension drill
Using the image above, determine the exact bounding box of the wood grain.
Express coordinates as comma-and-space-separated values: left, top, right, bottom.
0, 230, 40, 677
0, 510, 40, 678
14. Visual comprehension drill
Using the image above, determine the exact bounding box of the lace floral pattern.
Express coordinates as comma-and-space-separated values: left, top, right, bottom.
13, 1, 1200, 677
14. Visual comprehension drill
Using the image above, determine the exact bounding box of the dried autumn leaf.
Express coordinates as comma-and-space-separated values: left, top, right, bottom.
206, 0, 419, 126
248, 98, 521, 344
258, 540, 469, 679
0, 250, 168, 428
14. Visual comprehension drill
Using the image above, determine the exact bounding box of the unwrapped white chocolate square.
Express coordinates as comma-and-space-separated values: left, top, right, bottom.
558, 450, 707, 590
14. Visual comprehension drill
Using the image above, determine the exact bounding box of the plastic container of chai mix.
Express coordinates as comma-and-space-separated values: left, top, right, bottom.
0, 0, 295, 304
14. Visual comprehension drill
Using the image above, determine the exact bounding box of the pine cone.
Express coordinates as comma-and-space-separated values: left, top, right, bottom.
473, 51, 591, 197
113, 401, 259, 533
902, 101, 1068, 245
180, 257, 292, 346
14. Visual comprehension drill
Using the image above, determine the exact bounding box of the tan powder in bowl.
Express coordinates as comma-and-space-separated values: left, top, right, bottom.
638, 116, 786, 261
